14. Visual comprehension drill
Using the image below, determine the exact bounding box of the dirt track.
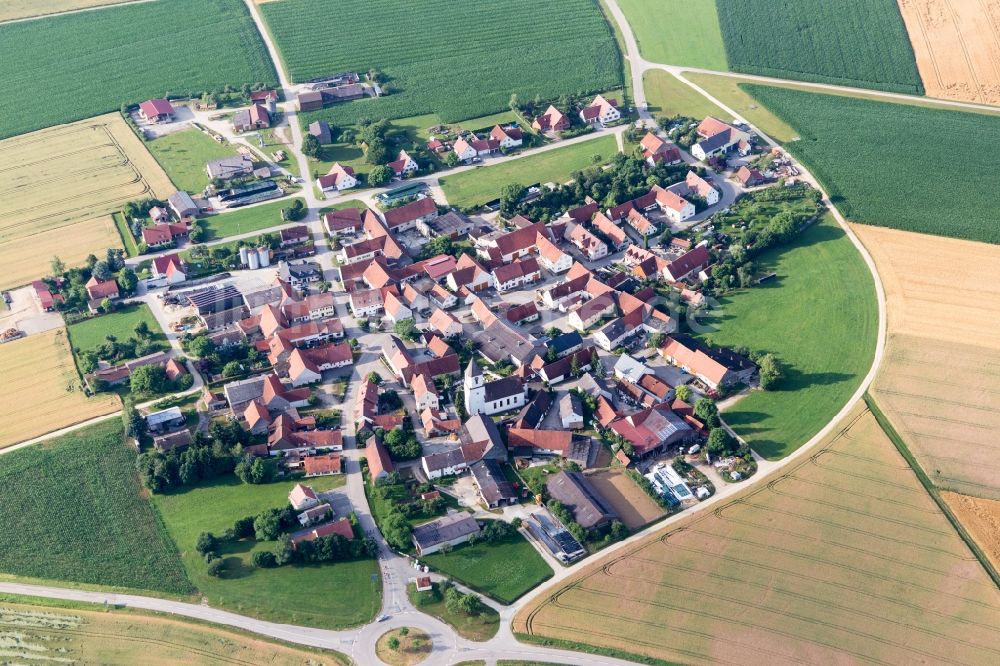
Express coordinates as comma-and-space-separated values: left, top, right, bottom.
898, 0, 1000, 104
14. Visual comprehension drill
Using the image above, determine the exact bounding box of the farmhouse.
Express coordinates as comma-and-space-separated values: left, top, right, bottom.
532, 105, 570, 132
303, 452, 342, 477
663, 245, 711, 282
411, 513, 481, 555
387, 149, 419, 177
366, 435, 395, 484
308, 120, 332, 144
736, 165, 766, 187
564, 222, 608, 261
691, 117, 752, 161
609, 403, 693, 458
382, 196, 438, 232
659, 334, 756, 389
546, 470, 619, 529
233, 104, 270, 133
640, 132, 681, 166
316, 163, 357, 192
297, 503, 331, 527
579, 95, 620, 125
145, 406, 184, 433
323, 207, 364, 234
168, 191, 199, 220
471, 459, 518, 507
85, 275, 119, 306
138, 98, 174, 123
151, 254, 186, 283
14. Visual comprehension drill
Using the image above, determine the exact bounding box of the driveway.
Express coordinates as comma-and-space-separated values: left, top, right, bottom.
0, 286, 62, 336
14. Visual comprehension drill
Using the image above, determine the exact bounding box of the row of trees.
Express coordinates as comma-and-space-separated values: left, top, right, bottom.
135, 420, 250, 492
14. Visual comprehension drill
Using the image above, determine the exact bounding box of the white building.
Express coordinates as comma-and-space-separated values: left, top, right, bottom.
463, 359, 526, 416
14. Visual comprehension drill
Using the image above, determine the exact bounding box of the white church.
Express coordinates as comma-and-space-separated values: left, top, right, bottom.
463, 358, 527, 416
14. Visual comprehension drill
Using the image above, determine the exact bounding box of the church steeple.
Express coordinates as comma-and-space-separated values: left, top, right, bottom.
464, 358, 483, 388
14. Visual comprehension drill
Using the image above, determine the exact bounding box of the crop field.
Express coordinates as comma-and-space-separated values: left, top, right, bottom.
897, 0, 1000, 105
715, 0, 923, 94
440, 135, 619, 209
702, 214, 877, 460
0, 598, 348, 665
0, 329, 120, 449
0, 0, 276, 140
261, 0, 621, 125
145, 128, 241, 194
67, 303, 167, 360
585, 470, 665, 529
616, 0, 728, 70
516, 402, 1000, 665
644, 70, 727, 121
942, 492, 1000, 572
0, 113, 170, 290
0, 1, 137, 23
421, 532, 551, 604
746, 84, 1000, 244
152, 475, 380, 629
0, 419, 192, 594
856, 224, 1000, 500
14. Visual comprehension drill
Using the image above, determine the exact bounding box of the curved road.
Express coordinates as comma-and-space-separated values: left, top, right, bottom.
1, 2, 896, 664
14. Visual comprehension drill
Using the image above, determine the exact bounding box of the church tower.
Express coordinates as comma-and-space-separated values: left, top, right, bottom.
463, 358, 485, 415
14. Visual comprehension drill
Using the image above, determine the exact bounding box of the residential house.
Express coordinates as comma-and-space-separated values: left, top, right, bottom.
564, 222, 608, 261
537, 346, 595, 385
387, 149, 419, 177
349, 288, 384, 318
428, 307, 462, 338
568, 293, 616, 331
492, 256, 541, 293
383, 291, 413, 324
609, 403, 693, 458
303, 452, 342, 477
512, 391, 552, 429
536, 233, 572, 274
233, 104, 270, 132
508, 428, 596, 468
417, 210, 473, 239
559, 393, 584, 429
659, 334, 756, 390
663, 245, 711, 282
85, 275, 119, 306
421, 448, 469, 480
280, 225, 310, 247
640, 132, 682, 166
545, 331, 583, 358
366, 435, 395, 484
382, 196, 437, 232
153, 430, 192, 453
291, 517, 355, 547
594, 317, 638, 352
411, 513, 481, 555
297, 503, 332, 527
286, 343, 352, 386
656, 188, 696, 224
447, 255, 492, 294
504, 301, 539, 326
142, 222, 188, 247
316, 163, 357, 192
429, 283, 457, 309
591, 212, 628, 251
151, 253, 186, 283
736, 165, 765, 187
308, 120, 332, 144
412, 372, 440, 411
278, 260, 322, 289
490, 124, 523, 149
626, 208, 657, 237
579, 95, 621, 125
691, 116, 751, 161
138, 98, 174, 123
289, 483, 319, 511
323, 207, 364, 235
532, 105, 570, 132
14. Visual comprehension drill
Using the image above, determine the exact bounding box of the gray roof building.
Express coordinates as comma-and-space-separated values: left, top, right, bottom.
308, 120, 332, 144
411, 512, 481, 555
206, 155, 254, 181
546, 470, 619, 530
168, 191, 198, 219
471, 459, 517, 507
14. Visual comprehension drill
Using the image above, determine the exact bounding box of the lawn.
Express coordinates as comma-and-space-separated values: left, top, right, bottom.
683, 73, 798, 143
421, 530, 551, 604
407, 582, 500, 641
0, 420, 192, 594
152, 475, 380, 629
440, 135, 618, 209
700, 213, 877, 459
200, 199, 295, 241
715, 0, 922, 94
0, 0, 276, 140
0, 329, 120, 449
617, 0, 728, 70
746, 84, 1000, 244
0, 597, 348, 666
67, 303, 168, 360
644, 70, 727, 120
113, 212, 140, 257
261, 0, 621, 125
145, 128, 241, 194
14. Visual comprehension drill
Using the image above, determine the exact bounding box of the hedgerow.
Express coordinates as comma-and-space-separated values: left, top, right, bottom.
262, 0, 622, 125
0, 0, 276, 140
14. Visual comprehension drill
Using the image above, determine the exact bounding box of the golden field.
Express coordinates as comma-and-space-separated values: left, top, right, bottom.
0, 329, 119, 448
515, 403, 1000, 665
943, 491, 1000, 573
0, 112, 172, 289
856, 224, 1000, 499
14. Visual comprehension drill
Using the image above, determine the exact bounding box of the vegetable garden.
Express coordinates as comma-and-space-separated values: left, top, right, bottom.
0, 0, 276, 140
262, 0, 622, 125
715, 0, 923, 94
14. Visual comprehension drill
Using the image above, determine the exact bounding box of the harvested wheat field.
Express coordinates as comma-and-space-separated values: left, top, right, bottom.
516, 403, 1000, 665
898, 0, 1000, 105
0, 329, 119, 448
856, 224, 1000, 499
586, 470, 665, 529
0, 599, 347, 665
0, 112, 171, 289
0, 0, 136, 23
0, 215, 120, 291
943, 491, 1000, 572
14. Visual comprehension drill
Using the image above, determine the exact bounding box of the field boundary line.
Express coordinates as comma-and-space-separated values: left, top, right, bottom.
865, 392, 1000, 589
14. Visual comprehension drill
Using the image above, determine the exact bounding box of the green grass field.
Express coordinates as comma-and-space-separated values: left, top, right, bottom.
617, 0, 728, 70
0, 0, 275, 140
701, 213, 877, 459
113, 211, 140, 257
261, 0, 620, 125
746, 85, 1000, 244
68, 303, 168, 359
145, 129, 241, 194
644, 70, 727, 120
407, 582, 500, 641
152, 475, 379, 629
421, 531, 551, 604
0, 420, 193, 594
440, 135, 618, 209
715, 0, 922, 94
201, 199, 292, 241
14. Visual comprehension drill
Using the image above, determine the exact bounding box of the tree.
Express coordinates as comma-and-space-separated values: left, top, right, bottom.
508, 93, 519, 111
393, 318, 419, 341
254, 510, 284, 541
222, 360, 243, 378
50, 256, 65, 276
129, 364, 168, 395
275, 534, 294, 565
365, 137, 389, 164
206, 558, 225, 577
418, 235, 453, 260
609, 520, 628, 542
117, 267, 138, 295
301, 134, 320, 158
252, 550, 278, 568
233, 516, 255, 539
367, 165, 393, 187
442, 152, 459, 168
122, 396, 146, 440
381, 512, 412, 551
134, 320, 151, 338
92, 260, 113, 282
570, 353, 581, 378
694, 398, 720, 429
387, 637, 400, 651
757, 353, 785, 390
367, 371, 382, 385
499, 182, 526, 218
648, 332, 665, 350
100, 298, 115, 314
675, 384, 692, 403
707, 428, 737, 457
195, 532, 218, 556
187, 335, 215, 358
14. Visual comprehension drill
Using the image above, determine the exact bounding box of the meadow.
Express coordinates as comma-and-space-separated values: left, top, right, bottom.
145, 128, 241, 194
747, 84, 1000, 244
152, 475, 380, 629
407, 582, 500, 641
261, 0, 621, 125
0, 113, 169, 290
0, 0, 276, 140
702, 214, 877, 460
0, 597, 348, 665
440, 135, 619, 209
644, 70, 727, 121
200, 199, 293, 241
421, 531, 551, 604
0, 329, 120, 448
515, 402, 1000, 665
67, 303, 168, 360
715, 0, 923, 94
616, 0, 728, 70
856, 224, 1000, 501
0, 420, 192, 594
